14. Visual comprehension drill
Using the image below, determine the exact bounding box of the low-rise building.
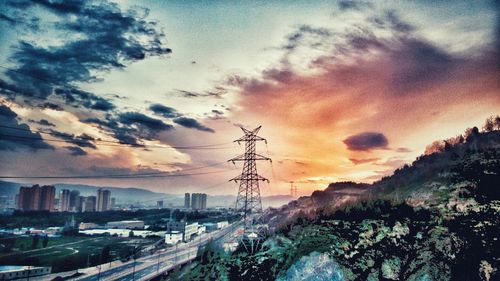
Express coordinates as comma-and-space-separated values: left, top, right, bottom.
203, 223, 218, 232
217, 221, 229, 229
203, 221, 229, 232
0, 265, 51, 279
45, 226, 63, 236
166, 221, 199, 242
165, 231, 183, 245
79, 222, 98, 230
79, 229, 156, 237
106, 220, 144, 229
197, 225, 206, 235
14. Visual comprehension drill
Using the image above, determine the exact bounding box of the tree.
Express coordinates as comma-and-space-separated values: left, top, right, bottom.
1, 237, 16, 253
42, 236, 49, 248
494, 115, 500, 130
465, 127, 480, 142
424, 140, 445, 155
129, 230, 135, 237
31, 235, 40, 249
483, 116, 494, 132
101, 245, 111, 264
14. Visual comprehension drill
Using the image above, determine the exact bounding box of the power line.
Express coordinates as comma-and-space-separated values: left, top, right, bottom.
0, 160, 230, 179
0, 169, 234, 180
0, 129, 233, 150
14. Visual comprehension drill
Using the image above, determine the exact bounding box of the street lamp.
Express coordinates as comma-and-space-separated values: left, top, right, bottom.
156, 250, 161, 273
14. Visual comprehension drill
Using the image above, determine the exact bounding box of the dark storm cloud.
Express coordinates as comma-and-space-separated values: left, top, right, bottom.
65, 146, 87, 156
29, 119, 55, 127
174, 88, 226, 99
119, 112, 173, 132
149, 104, 181, 119
338, 0, 372, 11
226, 75, 272, 95
0, 0, 178, 148
343, 132, 388, 151
0, 104, 53, 151
41, 102, 64, 111
388, 39, 459, 94
1, 0, 170, 109
262, 68, 295, 83
173, 117, 215, 133
269, 10, 466, 97
0, 3, 40, 31
283, 25, 332, 51
53, 88, 116, 111
83, 114, 141, 145
47, 129, 97, 149
149, 103, 216, 133
385, 10, 414, 33
0, 13, 16, 24
304, 18, 464, 96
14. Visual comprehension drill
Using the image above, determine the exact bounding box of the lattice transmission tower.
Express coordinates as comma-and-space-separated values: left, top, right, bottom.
229, 126, 271, 236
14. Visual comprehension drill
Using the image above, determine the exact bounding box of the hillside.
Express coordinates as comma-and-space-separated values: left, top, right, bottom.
263, 130, 500, 227
177, 127, 500, 281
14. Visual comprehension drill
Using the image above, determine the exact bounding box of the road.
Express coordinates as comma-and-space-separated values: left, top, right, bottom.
64, 221, 242, 281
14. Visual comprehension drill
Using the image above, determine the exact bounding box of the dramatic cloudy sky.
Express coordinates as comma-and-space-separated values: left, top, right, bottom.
0, 0, 498, 196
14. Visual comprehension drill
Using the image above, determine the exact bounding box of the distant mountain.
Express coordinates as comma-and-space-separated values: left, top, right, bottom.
0, 181, 169, 203
0, 181, 294, 208
0, 180, 20, 197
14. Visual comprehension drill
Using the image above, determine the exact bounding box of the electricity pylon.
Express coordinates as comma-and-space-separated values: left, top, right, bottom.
229, 126, 271, 252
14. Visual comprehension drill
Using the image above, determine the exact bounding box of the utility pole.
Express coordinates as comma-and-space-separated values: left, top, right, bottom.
174, 243, 178, 264
97, 265, 101, 281
229, 126, 271, 252
132, 256, 136, 281
157, 250, 161, 273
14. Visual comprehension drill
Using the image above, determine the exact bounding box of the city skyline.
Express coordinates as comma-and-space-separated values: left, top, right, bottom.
0, 1, 498, 196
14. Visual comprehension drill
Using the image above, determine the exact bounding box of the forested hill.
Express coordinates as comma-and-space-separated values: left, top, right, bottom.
263, 128, 500, 227
177, 122, 500, 281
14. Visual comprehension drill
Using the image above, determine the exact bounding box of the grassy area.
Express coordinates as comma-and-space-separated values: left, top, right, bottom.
0, 236, 156, 272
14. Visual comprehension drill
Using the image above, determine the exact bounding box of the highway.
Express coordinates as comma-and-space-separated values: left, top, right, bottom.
65, 221, 241, 281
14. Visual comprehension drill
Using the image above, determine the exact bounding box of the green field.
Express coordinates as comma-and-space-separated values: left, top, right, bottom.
0, 236, 156, 272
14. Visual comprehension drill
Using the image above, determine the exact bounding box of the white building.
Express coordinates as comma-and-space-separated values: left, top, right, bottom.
106, 220, 144, 229
197, 225, 206, 235
165, 231, 183, 245
166, 221, 199, 242
79, 222, 98, 230
184, 222, 198, 242
0, 266, 51, 280
217, 221, 229, 229
79, 229, 156, 237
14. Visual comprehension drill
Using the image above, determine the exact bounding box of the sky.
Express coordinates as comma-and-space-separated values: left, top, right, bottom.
0, 0, 499, 197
